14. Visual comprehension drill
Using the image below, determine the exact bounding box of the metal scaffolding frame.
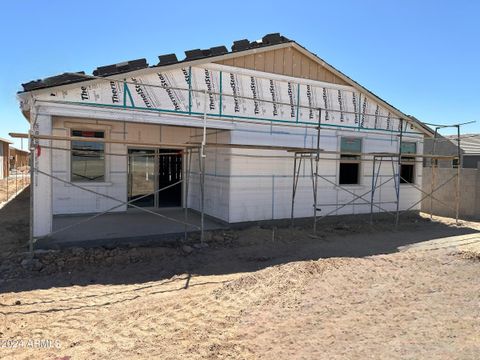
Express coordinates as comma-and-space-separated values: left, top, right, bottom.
290, 118, 465, 233
426, 122, 474, 223
11, 75, 470, 256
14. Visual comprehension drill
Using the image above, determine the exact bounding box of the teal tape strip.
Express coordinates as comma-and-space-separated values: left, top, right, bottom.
123, 81, 135, 108
55, 100, 420, 135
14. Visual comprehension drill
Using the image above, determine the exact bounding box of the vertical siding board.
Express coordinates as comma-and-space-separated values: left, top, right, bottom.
254, 53, 265, 72
337, 75, 348, 85
244, 54, 255, 70
264, 50, 275, 73
301, 56, 310, 79
325, 69, 334, 83
333, 73, 340, 84
214, 46, 354, 85
284, 47, 293, 76
317, 64, 327, 81
273, 49, 284, 74
309, 60, 318, 81
233, 56, 245, 68
292, 49, 302, 78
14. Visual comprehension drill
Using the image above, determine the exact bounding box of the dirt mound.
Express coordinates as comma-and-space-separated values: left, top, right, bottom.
213, 257, 349, 304
458, 249, 480, 261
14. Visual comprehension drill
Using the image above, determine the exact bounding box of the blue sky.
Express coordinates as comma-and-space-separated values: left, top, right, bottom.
1, 0, 479, 148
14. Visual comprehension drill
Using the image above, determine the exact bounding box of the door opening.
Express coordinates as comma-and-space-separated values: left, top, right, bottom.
127, 148, 182, 208
158, 149, 182, 207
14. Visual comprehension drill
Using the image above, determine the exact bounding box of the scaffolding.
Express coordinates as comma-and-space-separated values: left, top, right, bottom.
290, 116, 468, 232
11, 75, 469, 256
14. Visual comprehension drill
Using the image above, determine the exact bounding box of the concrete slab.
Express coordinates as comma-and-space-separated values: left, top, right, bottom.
38, 208, 227, 249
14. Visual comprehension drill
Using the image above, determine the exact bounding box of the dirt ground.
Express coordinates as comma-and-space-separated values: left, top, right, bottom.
0, 187, 479, 359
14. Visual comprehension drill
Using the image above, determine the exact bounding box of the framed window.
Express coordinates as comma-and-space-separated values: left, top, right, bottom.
339, 137, 361, 185
452, 158, 459, 168
71, 130, 105, 182
400, 142, 416, 184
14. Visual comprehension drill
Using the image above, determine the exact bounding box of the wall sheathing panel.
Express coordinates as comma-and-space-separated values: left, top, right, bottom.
34, 61, 416, 136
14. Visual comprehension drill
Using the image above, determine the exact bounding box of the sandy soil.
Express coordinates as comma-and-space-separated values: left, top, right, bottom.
0, 190, 479, 359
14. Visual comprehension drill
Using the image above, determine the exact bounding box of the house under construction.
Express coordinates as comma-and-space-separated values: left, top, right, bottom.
16, 33, 446, 248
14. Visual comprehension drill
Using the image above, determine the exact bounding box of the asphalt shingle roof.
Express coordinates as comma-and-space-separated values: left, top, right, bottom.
21, 33, 291, 92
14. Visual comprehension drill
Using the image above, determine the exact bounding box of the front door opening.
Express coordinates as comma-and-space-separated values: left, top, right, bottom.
158, 149, 182, 207
128, 148, 182, 208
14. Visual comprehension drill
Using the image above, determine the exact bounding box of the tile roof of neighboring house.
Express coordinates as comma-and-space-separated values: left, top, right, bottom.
446, 134, 480, 155
0, 137, 12, 144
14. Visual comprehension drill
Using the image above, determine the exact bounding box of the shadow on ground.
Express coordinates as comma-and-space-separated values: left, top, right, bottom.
1, 185, 478, 294
0, 186, 29, 255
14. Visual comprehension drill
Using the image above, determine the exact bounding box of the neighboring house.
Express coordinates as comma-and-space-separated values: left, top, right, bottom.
9, 147, 30, 170
17, 33, 432, 239
423, 134, 480, 168
0, 137, 12, 179
454, 134, 480, 168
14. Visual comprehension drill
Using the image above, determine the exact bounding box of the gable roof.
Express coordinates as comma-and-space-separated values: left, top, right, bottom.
18, 33, 432, 136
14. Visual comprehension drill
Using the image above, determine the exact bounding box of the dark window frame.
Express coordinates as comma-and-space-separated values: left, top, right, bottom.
339, 137, 362, 185
400, 142, 416, 184
70, 129, 106, 183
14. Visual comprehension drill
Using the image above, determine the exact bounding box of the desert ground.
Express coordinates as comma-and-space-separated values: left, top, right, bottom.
0, 187, 479, 359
